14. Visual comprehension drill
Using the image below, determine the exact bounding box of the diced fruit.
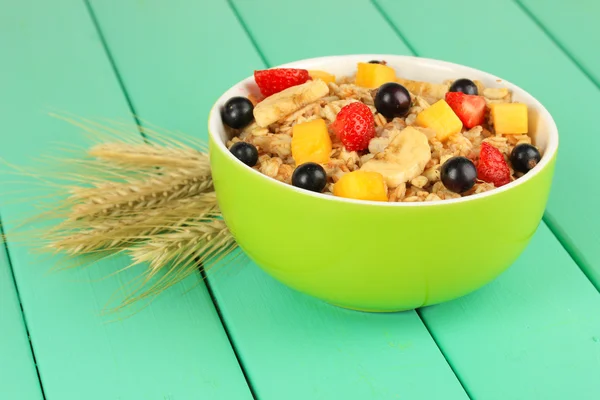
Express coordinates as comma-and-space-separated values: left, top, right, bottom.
374, 82, 411, 119
444, 92, 486, 129
253, 80, 329, 127
331, 102, 376, 151
308, 70, 336, 84
230, 142, 259, 167
477, 142, 511, 187
449, 78, 478, 95
333, 171, 388, 202
254, 68, 310, 97
355, 62, 396, 88
510, 143, 541, 173
490, 103, 528, 134
292, 162, 327, 193
291, 118, 332, 165
441, 156, 477, 193
221, 97, 254, 129
360, 127, 431, 188
415, 99, 463, 141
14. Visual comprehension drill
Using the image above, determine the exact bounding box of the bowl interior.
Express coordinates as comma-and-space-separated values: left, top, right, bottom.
208, 54, 558, 205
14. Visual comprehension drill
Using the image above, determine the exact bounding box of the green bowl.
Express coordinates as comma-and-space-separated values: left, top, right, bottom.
208, 55, 558, 312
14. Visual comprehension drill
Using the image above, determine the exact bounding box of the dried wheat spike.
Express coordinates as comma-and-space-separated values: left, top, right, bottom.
68, 168, 212, 220
89, 142, 210, 170
48, 193, 219, 254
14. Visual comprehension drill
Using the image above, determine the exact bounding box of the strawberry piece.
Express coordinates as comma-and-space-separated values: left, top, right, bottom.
331, 102, 376, 152
445, 92, 487, 128
477, 142, 511, 187
254, 68, 310, 97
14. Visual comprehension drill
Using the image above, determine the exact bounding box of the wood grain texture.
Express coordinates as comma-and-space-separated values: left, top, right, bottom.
518, 0, 600, 87
0, 1, 252, 399
375, 0, 600, 397
90, 0, 469, 398
375, 0, 600, 289
0, 247, 43, 400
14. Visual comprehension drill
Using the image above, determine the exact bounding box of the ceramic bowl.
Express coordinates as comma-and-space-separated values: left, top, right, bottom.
208, 54, 558, 312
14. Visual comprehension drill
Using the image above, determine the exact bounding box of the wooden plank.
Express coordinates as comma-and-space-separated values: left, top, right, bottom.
374, 0, 600, 398
375, 0, 600, 289
0, 246, 44, 400
90, 0, 470, 398
420, 224, 600, 399
0, 1, 252, 399
518, 0, 600, 87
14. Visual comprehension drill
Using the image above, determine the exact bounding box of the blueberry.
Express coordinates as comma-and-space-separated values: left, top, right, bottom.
374, 82, 411, 119
292, 162, 327, 193
441, 156, 477, 193
510, 143, 541, 173
230, 142, 258, 167
221, 96, 254, 129
449, 78, 478, 95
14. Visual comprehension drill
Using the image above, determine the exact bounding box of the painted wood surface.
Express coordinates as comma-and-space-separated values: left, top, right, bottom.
376, 0, 600, 290
1, 0, 600, 398
420, 223, 600, 399
89, 0, 470, 398
0, 246, 43, 400
518, 0, 600, 87
374, 0, 600, 398
0, 1, 252, 399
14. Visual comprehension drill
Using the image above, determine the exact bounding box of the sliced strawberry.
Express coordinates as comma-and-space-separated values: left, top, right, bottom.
477, 142, 511, 187
445, 92, 487, 128
254, 68, 310, 97
331, 102, 376, 152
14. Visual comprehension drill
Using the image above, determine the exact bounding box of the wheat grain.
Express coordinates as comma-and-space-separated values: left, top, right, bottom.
67, 168, 212, 220
89, 143, 209, 170
2, 114, 240, 311
117, 220, 237, 307
48, 193, 219, 254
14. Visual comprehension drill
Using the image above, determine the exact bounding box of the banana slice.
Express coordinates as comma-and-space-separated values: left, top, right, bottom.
253, 80, 329, 127
396, 78, 448, 104
360, 126, 431, 188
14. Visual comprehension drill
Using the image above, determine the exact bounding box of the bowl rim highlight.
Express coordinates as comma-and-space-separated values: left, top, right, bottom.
208, 54, 559, 207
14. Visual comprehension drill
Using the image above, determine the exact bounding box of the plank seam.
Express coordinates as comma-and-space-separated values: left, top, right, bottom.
83, 0, 145, 138
514, 0, 600, 90
373, 0, 600, 393
369, 2, 474, 396
84, 1, 259, 397
371, 0, 600, 296
416, 309, 473, 399
226, 0, 270, 67
199, 265, 258, 400
512, 0, 600, 291
543, 211, 598, 290
0, 221, 47, 400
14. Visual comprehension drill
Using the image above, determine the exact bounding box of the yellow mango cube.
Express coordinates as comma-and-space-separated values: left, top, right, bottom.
415, 99, 463, 141
355, 62, 396, 88
333, 171, 388, 202
292, 118, 332, 165
490, 103, 528, 134
308, 70, 336, 84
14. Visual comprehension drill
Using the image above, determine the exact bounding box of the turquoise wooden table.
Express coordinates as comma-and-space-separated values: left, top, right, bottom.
1, 1, 600, 399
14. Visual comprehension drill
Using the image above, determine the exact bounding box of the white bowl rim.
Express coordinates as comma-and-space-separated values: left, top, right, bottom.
208, 54, 559, 207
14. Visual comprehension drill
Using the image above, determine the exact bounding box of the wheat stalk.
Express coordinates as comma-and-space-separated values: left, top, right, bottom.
67, 168, 212, 220
1, 114, 239, 312
89, 142, 210, 170
115, 220, 237, 308
47, 193, 219, 254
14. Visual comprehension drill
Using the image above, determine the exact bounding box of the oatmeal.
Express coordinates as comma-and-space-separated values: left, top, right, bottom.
221, 61, 542, 202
